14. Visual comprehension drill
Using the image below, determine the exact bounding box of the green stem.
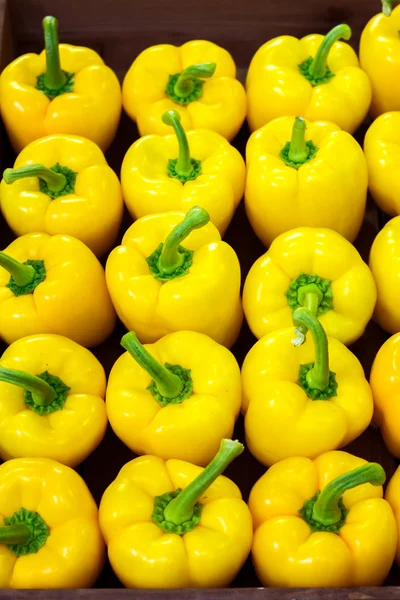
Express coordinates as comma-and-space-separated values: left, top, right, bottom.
3, 165, 67, 193
42, 16, 67, 92
308, 24, 352, 81
312, 463, 386, 526
0, 366, 57, 407
158, 206, 210, 276
0, 524, 31, 546
121, 332, 184, 399
162, 110, 192, 178
292, 307, 329, 391
174, 63, 216, 99
382, 0, 393, 15
288, 117, 309, 164
164, 439, 243, 524
0, 252, 36, 287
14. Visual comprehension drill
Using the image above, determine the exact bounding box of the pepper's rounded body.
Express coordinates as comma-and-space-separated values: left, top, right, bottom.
243, 227, 377, 345
0, 334, 107, 466
0, 233, 115, 346
121, 129, 245, 236
246, 32, 371, 133
386, 466, 400, 565
245, 117, 367, 246
106, 212, 242, 348
360, 6, 400, 117
0, 45, 121, 153
122, 41, 246, 141
242, 329, 373, 466
364, 112, 400, 216
99, 453, 253, 588
107, 331, 241, 465
249, 451, 397, 587
0, 457, 105, 588
0, 135, 123, 257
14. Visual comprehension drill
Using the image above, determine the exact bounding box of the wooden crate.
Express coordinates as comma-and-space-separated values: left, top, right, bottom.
0, 0, 398, 597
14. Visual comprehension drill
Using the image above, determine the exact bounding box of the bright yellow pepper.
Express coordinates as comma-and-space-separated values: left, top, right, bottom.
385, 465, 400, 565
99, 439, 252, 588
106, 330, 241, 466
369, 216, 400, 333
242, 307, 373, 466
247, 24, 371, 133
0, 134, 123, 257
122, 41, 246, 141
0, 232, 115, 347
0, 457, 105, 588
364, 112, 400, 216
243, 227, 377, 345
0, 16, 121, 153
360, 1, 400, 116
121, 110, 245, 236
106, 207, 242, 348
0, 333, 107, 467
249, 451, 397, 587
245, 116, 368, 246
370, 333, 400, 458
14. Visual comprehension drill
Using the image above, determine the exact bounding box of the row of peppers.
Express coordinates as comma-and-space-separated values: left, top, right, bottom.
0, 2, 400, 592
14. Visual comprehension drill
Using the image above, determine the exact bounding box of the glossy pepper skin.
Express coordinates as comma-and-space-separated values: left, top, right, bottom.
364, 112, 400, 216
0, 135, 123, 257
242, 308, 373, 466
121, 110, 245, 235
99, 439, 252, 588
243, 227, 377, 345
0, 334, 107, 467
249, 451, 397, 587
369, 217, 400, 334
245, 116, 368, 246
106, 207, 242, 348
0, 17, 121, 153
122, 40, 246, 141
360, 2, 400, 116
370, 333, 400, 458
0, 232, 115, 347
386, 465, 400, 565
0, 457, 105, 588
106, 331, 241, 466
247, 24, 371, 133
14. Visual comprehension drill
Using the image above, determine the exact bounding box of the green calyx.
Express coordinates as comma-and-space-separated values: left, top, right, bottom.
0, 253, 46, 297
298, 362, 338, 400
24, 371, 70, 415
298, 24, 352, 86
165, 62, 216, 105
280, 117, 318, 168
4, 163, 76, 199
300, 463, 386, 534
152, 439, 244, 534
383, 0, 393, 16
162, 110, 202, 182
286, 274, 333, 317
121, 332, 193, 407
146, 206, 210, 282
0, 508, 50, 557
36, 16, 74, 99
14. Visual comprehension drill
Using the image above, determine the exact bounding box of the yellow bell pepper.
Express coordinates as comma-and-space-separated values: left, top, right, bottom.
106, 330, 241, 466
121, 110, 245, 236
243, 227, 377, 345
106, 207, 242, 348
247, 24, 371, 133
99, 439, 252, 588
0, 134, 123, 258
364, 112, 400, 216
0, 232, 115, 347
0, 16, 121, 153
245, 116, 368, 246
249, 451, 397, 587
122, 41, 246, 141
369, 216, 400, 333
242, 307, 373, 466
0, 333, 107, 467
0, 457, 105, 589
360, 1, 400, 116
385, 464, 400, 565
370, 333, 400, 458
